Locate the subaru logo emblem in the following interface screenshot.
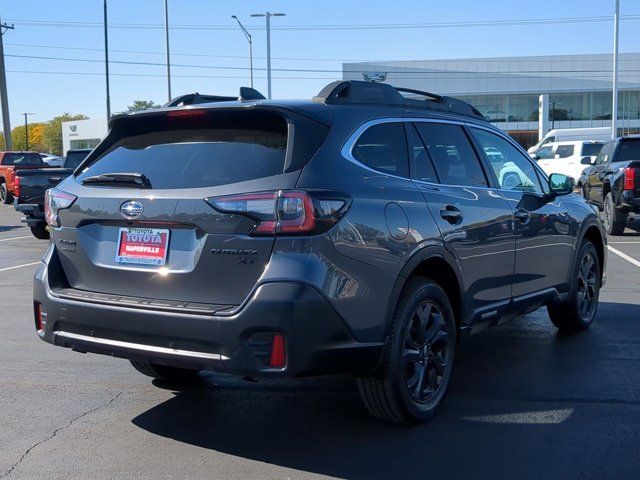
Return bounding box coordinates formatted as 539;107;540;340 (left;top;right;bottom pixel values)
120;201;144;219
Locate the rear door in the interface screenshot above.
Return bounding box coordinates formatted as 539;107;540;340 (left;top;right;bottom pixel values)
587;142;616;205
410;121;515;318
469;127;575;297
53;107;328;307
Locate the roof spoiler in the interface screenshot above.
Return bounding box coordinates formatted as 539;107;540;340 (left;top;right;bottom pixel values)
163;87;266;107
313;80;485;120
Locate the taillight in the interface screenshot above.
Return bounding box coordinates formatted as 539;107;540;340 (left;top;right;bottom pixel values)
269;333;286;368
14;176;20;198
205;190;348;236
34;302;47;337
44;188;76;227
624;167;636;191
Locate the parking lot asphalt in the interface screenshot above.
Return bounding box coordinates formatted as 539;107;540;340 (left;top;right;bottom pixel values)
0;205;639;480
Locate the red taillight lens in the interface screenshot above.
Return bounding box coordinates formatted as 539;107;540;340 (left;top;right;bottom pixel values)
44;188;76;227
206;190;347;236
624;167;636;191
14;176;20;198
269;333;286;368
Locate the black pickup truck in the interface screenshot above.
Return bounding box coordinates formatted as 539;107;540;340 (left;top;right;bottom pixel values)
14;148;92;239
580;136;640;235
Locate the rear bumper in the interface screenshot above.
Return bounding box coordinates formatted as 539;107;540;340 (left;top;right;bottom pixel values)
14;200;45;226
33;250;383;378
617;191;640;212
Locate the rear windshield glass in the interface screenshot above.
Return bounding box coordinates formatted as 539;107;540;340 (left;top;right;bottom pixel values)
2;153;45;166
64;151;90;170
76;115;288;189
582;143;603;156
615;140;640;162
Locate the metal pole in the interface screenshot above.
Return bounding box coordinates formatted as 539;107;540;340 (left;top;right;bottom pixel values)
266;12;271;99
103;0;111;120
232;16;253;88
0;19;14;150
612;0;620;139
164;0;171;101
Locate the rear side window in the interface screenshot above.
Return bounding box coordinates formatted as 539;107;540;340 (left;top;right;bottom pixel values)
77;113;288;189
407;123;438;183
615;141;640;162
414;123;487;187
352;122;409;177
556;145;575;158
2;153;44;166
582;143;603;156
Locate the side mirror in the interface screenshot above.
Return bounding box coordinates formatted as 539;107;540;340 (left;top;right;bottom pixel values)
580;156;594;165
549;173;574;196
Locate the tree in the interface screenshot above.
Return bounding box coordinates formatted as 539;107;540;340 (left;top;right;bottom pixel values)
120;100;161;114
42;113;88;155
11;122;46;152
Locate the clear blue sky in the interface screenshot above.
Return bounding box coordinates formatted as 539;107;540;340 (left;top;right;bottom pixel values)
2;0;640;128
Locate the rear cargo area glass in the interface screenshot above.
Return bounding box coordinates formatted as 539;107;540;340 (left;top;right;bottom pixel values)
76;112;288;189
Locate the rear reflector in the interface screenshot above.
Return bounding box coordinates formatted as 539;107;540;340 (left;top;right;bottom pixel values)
34;302;47;337
14;176;20;198
624;167;636;191
269;333;286;368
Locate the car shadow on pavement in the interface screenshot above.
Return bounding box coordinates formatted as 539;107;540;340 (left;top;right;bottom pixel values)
132;302;640;479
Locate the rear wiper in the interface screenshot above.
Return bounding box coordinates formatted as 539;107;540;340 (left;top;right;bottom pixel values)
81;172;152;189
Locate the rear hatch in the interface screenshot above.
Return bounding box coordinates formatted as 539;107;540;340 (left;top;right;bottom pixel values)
52;105;329;307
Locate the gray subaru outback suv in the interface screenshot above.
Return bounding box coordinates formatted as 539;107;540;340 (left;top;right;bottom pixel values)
34;81;606;423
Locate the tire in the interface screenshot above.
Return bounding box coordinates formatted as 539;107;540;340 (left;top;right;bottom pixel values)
357;278;457;424
0;182;11;204
29;223;50;240
130;360;200;383
547;239;601;332
603;192;627;236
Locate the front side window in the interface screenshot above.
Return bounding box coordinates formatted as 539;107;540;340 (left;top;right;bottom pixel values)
594;142;613;165
414;123;487;187
470;128;542;194
556;145;575;158
352;122;409;177
536;146;554;159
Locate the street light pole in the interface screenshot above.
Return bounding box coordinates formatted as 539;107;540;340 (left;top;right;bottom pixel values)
0;19;14;149
164;0;171;101
231;15;253;88
22;113;34;150
612;0;620;139
103;0;111;120
250;12;286;99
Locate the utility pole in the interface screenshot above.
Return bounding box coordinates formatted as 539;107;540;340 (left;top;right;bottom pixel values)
231;15;253;88
103;0;111;120
22;113;34;150
612;0;620;139
251;12;286;99
0;19;14;150
164;0;171;101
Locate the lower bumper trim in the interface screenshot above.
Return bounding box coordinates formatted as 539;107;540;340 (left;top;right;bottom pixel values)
53;330;230;361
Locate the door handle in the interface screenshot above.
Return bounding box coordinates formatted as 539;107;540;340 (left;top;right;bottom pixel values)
514;209;530;223
440;205;463;224
48;176;62;183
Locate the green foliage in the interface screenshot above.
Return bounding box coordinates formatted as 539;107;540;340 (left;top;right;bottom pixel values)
42;113;88;155
120;100;161;114
11;122;46;151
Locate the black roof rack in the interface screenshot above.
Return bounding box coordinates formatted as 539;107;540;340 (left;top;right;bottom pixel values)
313;80;486;120
163;87;266;107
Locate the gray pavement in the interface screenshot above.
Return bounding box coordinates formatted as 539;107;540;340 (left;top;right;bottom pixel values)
0;204;639;480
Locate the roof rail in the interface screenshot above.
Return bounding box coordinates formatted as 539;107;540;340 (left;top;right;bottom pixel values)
313;80;485;120
163;87;266;107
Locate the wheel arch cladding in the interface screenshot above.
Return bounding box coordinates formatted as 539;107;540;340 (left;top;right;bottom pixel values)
583;225;605;280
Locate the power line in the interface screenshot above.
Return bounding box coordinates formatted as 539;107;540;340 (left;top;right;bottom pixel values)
5;14;640;31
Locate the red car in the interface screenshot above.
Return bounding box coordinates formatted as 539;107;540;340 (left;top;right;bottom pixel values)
0;151;51;204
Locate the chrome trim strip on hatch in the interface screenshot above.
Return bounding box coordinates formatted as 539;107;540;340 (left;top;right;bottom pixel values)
53;331;230;361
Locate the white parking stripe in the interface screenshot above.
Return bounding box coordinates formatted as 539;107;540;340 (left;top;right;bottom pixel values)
608;241;640;245
0;262;40;272
0;235;34;242
607;245;640;268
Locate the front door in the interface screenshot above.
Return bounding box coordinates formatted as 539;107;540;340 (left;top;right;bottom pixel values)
587;141;616;206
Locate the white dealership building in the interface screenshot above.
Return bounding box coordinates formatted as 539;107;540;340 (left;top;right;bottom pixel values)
343;53;640;147
61;117;108;155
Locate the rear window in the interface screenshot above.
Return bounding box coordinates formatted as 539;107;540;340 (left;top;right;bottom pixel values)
64;151;90;170
582;143;603;156
2;153;45;166
615;140;640;162
76;113;289;189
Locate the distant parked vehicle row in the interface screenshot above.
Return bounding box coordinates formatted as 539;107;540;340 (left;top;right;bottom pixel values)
13;148;92;239
532;141;604;185
528;127;612;155
0;151;52;205
579;136;640;235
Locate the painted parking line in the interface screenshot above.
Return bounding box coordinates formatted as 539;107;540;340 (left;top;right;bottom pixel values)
608;245;640;269
0;262;40;273
0;235;34;242
608;241;640;245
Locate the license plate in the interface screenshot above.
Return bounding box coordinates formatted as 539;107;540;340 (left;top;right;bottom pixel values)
115;227;170;266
